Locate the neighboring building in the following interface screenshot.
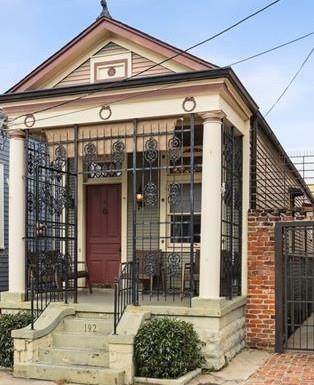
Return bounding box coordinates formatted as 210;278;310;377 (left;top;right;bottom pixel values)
0;128;9;292
0;2;313;385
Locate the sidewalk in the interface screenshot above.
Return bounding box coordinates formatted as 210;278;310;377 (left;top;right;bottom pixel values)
190;349;271;385
245;353;314;385
2;350;314;385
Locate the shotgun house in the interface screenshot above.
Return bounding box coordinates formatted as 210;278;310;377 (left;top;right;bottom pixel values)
0;2;313;385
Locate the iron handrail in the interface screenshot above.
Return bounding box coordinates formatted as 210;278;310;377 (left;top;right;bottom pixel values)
113;261;133;335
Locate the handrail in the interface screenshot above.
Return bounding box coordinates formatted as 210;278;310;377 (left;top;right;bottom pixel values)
113;261;133;335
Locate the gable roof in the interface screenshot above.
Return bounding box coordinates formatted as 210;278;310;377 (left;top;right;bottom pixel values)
7;15;217;94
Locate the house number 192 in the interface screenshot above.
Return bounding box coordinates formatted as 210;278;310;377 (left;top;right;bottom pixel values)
84;323;97;333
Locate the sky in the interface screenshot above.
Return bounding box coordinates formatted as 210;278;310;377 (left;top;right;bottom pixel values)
0;0;313;152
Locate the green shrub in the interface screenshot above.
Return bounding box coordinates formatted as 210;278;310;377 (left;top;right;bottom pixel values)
0;312;33;368
135;318;205;379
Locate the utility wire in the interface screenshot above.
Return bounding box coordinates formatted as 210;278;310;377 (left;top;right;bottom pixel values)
225;31;314;67
128;0;283;78
265;47;314;117
8;31;313;129
8;0;282;124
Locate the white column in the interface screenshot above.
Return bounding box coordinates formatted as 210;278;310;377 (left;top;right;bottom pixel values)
8;130;26;295
199;111;225;299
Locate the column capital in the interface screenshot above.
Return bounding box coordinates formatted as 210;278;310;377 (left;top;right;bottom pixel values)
8;129;25;140
199;110;226;124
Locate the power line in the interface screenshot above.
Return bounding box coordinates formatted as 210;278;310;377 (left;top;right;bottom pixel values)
265;47;314;117
7;81;182;129
8;31;313;129
225;31;314;67
129;0;283;78
8;0;282;124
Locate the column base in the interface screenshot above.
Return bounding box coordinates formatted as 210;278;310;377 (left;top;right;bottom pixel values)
1;292;25;303
191;296;247;370
0;292;29;314
192;296;246;316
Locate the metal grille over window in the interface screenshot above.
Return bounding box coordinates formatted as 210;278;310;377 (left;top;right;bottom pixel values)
221;125;243;299
131;115;202;305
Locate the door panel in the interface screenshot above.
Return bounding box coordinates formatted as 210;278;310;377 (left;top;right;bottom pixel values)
86;184;121;286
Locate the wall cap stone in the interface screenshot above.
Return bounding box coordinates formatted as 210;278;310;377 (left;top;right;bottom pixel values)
135;368;201;385
12;304;75;340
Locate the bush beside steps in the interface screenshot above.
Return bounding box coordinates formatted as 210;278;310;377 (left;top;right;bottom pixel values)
135;318;205;380
0;312;33;368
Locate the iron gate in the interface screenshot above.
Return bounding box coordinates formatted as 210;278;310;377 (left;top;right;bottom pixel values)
276;221;314;352
25;132;78;326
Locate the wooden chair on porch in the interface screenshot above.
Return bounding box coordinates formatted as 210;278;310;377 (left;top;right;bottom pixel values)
136;250;164;294
68;261;93;294
27;251;92;294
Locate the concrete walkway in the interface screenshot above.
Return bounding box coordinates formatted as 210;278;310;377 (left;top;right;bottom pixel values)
190;349;271;385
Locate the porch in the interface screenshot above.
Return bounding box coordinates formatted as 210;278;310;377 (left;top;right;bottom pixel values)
3;110;248;331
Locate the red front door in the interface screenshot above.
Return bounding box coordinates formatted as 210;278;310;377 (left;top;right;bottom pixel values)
86;184;121;286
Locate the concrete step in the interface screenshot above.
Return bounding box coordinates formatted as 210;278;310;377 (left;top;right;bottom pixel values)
75;312;114;320
63;316;113;334
14;362;125;385
38;347;109;367
53;331;109;349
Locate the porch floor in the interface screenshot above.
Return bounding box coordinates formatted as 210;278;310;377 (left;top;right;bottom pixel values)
75;288;190;312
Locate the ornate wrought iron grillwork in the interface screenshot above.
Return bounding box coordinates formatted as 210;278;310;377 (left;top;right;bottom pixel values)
132;116;200;304
25;133;78;326
220;125;243;299
25;116;204;329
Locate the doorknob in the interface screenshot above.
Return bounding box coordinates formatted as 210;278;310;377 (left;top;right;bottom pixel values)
103;201;108;215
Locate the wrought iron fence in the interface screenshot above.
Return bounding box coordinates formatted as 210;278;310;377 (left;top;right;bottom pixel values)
221;125;243;299
25;133;78;327
250;124;314;211
289;152;314;187
23;113;245;329
276;222;314;352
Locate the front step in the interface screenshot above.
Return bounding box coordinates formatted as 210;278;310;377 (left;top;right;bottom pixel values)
39;347;109;367
15;363;125;385
63;316;113;334
53;331;110;349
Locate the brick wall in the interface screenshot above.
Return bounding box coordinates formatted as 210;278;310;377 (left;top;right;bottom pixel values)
246;209;313;350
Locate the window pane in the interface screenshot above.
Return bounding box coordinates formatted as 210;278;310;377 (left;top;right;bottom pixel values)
170;215;201;243
170;183;202;213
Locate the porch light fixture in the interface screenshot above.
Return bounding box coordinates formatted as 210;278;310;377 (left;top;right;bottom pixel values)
136;186;144;209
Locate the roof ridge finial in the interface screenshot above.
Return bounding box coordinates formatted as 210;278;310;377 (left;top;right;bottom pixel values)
98;0;112;19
